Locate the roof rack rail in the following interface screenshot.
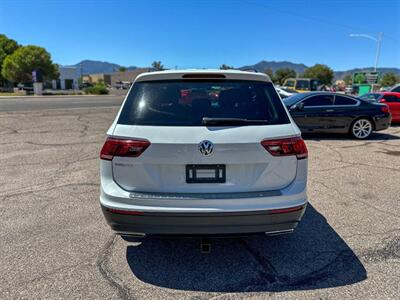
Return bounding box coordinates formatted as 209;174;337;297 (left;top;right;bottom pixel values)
240;68;259;73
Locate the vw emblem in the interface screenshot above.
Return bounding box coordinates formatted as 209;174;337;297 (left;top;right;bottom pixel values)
198;140;214;156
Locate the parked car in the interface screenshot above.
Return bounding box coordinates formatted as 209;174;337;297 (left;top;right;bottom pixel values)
284;92;391;139
17;82;34;92
345;86;354;95
114;81;132;89
100;70;308;238
282;78;321;93
359;92;400;122
275;86;298;98
389;84;400;93
79;82;93;89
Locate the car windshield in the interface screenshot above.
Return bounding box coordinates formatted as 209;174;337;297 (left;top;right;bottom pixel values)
285;80;295;88
359;93;382;102
295;80;310;90
283;93;307;106
118;80;290;126
391;85;400;93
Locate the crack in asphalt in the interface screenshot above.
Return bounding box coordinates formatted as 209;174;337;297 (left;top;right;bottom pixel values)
239;238;361;291
376;149;400;157
312;142;400;173
96;235;133;300
314;180;400;219
0;262;93;298
0;155;97;168
25;141;99;147
77;114;91;138
282;250;356;288
6;261;92;289
239;238;279;284
0;124;19;134
360;235;400;263
342;228;400;239
0;182;99;202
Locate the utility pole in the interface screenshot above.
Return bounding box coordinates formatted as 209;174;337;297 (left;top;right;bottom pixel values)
349;32;383;72
374;32;383;72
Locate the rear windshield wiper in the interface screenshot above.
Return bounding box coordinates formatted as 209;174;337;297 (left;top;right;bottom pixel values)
202;117;269;125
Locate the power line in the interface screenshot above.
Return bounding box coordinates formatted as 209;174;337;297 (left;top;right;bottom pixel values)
243;0;398;42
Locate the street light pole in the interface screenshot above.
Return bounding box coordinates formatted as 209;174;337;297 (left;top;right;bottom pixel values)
374;32;383;72
349;32;383;72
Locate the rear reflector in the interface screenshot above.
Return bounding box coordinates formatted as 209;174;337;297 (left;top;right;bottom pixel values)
268;205;304;214
100;137;150;160
106;208;144;215
261;137;308;159
182;73;226;79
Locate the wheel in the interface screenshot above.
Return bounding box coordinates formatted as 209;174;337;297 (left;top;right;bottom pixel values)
351;118;373;139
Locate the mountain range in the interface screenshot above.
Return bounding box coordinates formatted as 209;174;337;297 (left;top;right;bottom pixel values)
239;60;308;74
68;60;138;75
240;60;400;80
68;59;400;80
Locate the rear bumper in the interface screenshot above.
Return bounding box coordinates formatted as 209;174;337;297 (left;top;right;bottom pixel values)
101;204;306;236
99;158;308;236
374;114;391;131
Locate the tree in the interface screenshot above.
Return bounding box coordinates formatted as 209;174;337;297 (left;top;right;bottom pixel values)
343;75;352;86
0;48;6;71
380;72;400;87
302;64;334;85
219;64;234;70
354;73;366;84
0;47;6;85
274;68;296;85
1;45;59;83
118;66;127;72
151;61;164;71
264;68;274;82
0;34;19;55
0;34;19;83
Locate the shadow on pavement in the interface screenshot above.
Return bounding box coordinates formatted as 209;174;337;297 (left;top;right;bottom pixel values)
125;205;367;292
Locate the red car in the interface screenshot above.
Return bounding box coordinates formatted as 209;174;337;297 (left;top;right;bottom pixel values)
360;92;400;122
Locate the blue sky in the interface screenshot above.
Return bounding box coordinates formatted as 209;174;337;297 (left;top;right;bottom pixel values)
1;0;399;70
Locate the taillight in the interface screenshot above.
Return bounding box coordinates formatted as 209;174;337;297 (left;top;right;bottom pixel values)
381;106;389;113
261;137;308;160
100;137;150;160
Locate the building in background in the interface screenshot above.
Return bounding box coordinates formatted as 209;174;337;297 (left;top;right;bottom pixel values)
82;68;149;88
52;66;81;90
110;68;149;88
82;73;111;85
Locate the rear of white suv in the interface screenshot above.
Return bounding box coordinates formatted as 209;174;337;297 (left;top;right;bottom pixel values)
100;70;308;237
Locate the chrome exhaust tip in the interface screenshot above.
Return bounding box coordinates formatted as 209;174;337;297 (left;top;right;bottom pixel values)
119;233;146;242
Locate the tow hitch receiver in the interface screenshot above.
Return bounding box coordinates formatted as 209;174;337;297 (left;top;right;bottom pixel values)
200;238;211;253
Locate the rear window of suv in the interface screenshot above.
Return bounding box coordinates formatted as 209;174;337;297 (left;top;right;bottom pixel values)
118;80;290;126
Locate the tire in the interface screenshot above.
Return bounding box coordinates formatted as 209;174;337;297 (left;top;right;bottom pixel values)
350;118;373;139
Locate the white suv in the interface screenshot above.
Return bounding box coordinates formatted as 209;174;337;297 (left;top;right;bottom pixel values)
100;70;308;237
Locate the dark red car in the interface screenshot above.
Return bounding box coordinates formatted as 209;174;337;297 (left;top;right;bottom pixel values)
360;92;400;122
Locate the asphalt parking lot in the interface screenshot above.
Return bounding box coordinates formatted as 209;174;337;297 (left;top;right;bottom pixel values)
0;96;399;299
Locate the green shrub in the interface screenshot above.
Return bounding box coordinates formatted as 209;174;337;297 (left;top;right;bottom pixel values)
84;83;109;95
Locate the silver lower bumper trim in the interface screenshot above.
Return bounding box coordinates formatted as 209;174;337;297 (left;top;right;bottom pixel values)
129;189;282;200
265;229;294;236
